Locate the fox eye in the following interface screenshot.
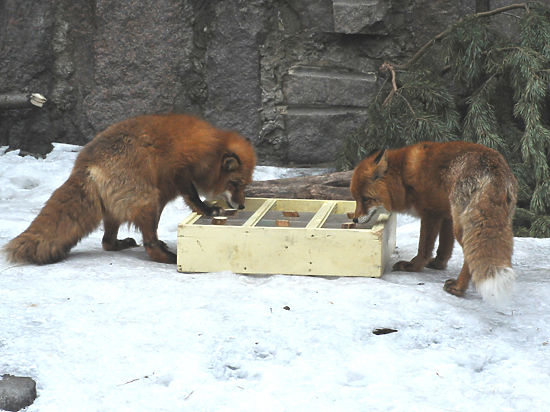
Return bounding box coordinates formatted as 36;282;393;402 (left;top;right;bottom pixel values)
362;196;375;203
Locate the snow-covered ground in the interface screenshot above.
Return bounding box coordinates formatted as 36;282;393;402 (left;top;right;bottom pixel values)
1;143;549;412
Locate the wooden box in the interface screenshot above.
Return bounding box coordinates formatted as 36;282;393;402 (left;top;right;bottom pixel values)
177;198;396;277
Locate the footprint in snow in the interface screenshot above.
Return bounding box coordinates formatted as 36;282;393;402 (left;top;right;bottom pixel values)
10;176;40;190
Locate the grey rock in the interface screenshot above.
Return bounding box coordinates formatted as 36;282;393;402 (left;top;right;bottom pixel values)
0;0;480;165
283;65;377;107
333;0;391;34
0;374;37;412
285;109;366;164
203;0;267;140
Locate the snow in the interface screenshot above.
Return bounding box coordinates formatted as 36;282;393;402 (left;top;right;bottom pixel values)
1;143;550;411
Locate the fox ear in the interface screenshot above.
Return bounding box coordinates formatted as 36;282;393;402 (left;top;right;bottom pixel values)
373;149;386;164
222;153;241;172
372;149;387;181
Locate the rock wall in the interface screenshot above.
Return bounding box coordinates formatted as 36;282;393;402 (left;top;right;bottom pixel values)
0;0;477;165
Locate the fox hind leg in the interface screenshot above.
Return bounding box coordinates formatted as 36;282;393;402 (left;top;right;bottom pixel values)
444;261;471;297
443;219;470;297
102;213;137;251
132;204;176;264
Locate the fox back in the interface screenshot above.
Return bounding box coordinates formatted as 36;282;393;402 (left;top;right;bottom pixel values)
78;114;256;213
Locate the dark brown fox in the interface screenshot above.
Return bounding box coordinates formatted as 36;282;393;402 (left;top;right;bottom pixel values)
350;141;517;303
4;114;256;264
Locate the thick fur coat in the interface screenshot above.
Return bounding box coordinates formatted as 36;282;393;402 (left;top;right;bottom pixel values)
350;141;517;303
5;114;256;264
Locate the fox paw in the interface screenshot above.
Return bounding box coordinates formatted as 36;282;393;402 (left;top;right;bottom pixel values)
103;237;138;251
392;260;422;272
144;240;177;264
120;237;138;248
443;279;465;297
426;258;447;270
202;204;224;217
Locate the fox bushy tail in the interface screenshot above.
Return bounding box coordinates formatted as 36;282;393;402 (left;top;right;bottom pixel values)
4;171;102;264
459;177;516;304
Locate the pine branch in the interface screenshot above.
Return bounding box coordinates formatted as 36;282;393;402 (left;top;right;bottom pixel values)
397;3;530;70
379;4;532;109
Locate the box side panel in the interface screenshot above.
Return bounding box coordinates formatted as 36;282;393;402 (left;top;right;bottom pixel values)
381;213;397;273
332;200;356;215
270;198;326;213
178;225;384;277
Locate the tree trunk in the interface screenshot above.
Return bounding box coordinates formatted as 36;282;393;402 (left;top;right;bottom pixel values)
246;170;353;200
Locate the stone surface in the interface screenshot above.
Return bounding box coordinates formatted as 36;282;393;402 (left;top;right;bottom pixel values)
332;0;391;34
203;1;267;141
285;109;367;164
1;0;479;165
283;65;377;107
0;374;37;411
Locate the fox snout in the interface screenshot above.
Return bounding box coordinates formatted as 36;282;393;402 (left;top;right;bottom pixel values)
352;209;377;225
222;190;245;210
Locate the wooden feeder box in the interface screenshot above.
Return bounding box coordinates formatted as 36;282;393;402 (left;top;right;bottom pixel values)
177;197;396;277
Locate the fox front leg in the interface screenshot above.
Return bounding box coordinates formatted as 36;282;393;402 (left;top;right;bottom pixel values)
426;218;454;270
180;181;223;216
393;215;442;272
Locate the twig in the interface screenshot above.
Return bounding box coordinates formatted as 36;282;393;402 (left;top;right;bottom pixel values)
398;93;416;116
379;3;530;106
398;3;529;70
117;373;154;386
0;264;23;273
381;62;398;106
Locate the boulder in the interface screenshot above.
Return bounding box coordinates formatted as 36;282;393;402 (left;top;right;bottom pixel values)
0;374;37;412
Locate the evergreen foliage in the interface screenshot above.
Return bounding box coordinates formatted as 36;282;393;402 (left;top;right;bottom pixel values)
338;2;550;237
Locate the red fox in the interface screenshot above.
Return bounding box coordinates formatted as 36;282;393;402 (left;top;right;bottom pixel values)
4;114;256;264
350;141;517;303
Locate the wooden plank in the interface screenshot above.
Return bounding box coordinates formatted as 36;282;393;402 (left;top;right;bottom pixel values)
178;224;384;277
178;212;202;226
305;200;336;229
242;198;276;227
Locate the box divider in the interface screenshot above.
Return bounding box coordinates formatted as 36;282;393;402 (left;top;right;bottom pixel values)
242;198;277;227
306;200;337;229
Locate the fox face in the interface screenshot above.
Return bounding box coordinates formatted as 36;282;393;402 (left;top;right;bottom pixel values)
350;149;390;223
206;152;255;210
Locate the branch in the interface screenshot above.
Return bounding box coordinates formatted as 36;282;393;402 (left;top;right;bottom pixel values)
117;374;154;386
378;3;530;109
381;62;398;106
397;3;529;70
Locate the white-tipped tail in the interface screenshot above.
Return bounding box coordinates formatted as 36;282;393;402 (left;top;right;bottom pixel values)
475;267;516;305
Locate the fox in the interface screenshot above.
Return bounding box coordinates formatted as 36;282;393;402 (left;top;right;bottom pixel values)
350;141;518;303
4;114;256;264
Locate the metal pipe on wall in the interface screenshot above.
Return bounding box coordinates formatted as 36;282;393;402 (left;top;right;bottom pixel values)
0;93;47;109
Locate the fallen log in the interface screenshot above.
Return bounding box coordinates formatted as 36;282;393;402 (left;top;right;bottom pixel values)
246;170;353;200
